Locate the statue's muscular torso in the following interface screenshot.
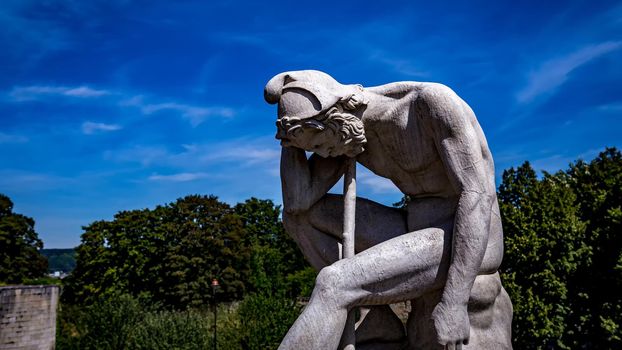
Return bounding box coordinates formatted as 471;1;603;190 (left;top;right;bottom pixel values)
356;82;503;273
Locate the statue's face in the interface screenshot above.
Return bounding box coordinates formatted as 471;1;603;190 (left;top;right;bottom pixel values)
276;104;366;158
276;118;343;158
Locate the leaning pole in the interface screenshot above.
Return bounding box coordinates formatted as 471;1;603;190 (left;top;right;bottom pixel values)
341;157;357;350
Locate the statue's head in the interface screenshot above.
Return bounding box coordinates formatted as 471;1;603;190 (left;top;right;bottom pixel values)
264;70;367;158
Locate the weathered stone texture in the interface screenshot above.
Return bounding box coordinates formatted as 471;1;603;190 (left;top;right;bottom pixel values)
266;70;513;349
0;285;59;350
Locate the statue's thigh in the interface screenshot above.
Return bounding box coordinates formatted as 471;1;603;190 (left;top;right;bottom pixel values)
329;227;451;305
282;194;407;270
309;193;408;251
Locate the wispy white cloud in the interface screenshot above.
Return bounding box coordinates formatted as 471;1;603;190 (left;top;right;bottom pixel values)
9;85;110;101
148;172;210;182
367;50;430;78
0;132;28;143
528;148;603;174
64;86;110;97
516;41;622;104
598;102;622;112
6;84;236;127
81;121;122;135
104;138;281;178
529;154;572;174
120;95;235;126
202;145;280;165
103;145;170;166
0;4;72;66
0;170;73;191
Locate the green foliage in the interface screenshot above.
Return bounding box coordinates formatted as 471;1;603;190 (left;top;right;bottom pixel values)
128;309;212;350
498;148;622;349
64;195;314;311
284;266;316;298
237;293;303;349
565;148;622;348
57;294;147;350
235;198;314;298
57;196;313;349
0;193;48;283
499;163;588;349
56;303;82;350
57;293;301;350
22;276;61;285
41;248;76;273
63;195;251;308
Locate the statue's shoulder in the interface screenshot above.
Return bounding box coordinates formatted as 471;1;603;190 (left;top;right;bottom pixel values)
418;82;461;102
366;81;423;99
366;81;458;101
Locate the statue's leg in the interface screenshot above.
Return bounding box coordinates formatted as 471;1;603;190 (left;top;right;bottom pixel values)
406;272;513;350
463;272;513;350
278;226;453;350
407;290;444;350
282;193;407;269
354;306;407;350
282;194;408;347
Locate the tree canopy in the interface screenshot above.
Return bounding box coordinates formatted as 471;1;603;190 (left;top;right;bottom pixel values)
64;195;313;308
0;194;48;284
565;148;622;347
64;195;250;307
499;147;622;349
234;198;312;297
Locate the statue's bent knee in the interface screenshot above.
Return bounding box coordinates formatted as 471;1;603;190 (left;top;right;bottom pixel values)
314;265;347;306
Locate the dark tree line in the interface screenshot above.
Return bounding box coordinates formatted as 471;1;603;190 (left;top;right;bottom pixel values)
41;249;76;273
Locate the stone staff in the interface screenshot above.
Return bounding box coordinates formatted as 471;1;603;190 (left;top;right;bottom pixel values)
340;157;356;350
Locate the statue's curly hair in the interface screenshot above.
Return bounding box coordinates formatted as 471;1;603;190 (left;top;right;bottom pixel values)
278;94;367;157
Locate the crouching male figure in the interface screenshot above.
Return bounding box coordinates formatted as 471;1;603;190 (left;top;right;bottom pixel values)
265;70;513;350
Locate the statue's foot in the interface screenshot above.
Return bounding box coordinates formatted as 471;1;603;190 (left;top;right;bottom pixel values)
354;305;407;348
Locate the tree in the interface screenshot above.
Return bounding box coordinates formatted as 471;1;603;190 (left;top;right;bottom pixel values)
0;194;47;283
498;148;622;349
64;195;251;308
234;198;313;297
498;163;589;349
565;148;622;347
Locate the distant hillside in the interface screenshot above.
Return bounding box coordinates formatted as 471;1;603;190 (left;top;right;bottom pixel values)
40;248;76;273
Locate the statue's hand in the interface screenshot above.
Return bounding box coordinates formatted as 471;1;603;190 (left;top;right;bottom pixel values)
431;301;470;349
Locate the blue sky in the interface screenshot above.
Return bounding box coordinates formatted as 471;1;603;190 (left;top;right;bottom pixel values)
1;0;620;248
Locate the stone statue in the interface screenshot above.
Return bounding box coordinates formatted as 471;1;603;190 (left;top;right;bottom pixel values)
264;70;513;350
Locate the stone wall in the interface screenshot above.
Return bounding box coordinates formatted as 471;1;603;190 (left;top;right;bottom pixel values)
0;285;59;350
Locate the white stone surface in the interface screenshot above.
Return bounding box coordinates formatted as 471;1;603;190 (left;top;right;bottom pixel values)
265;70;513;350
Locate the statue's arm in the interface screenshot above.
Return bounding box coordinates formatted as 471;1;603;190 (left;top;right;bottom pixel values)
280;147;346;214
422;85;495;344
